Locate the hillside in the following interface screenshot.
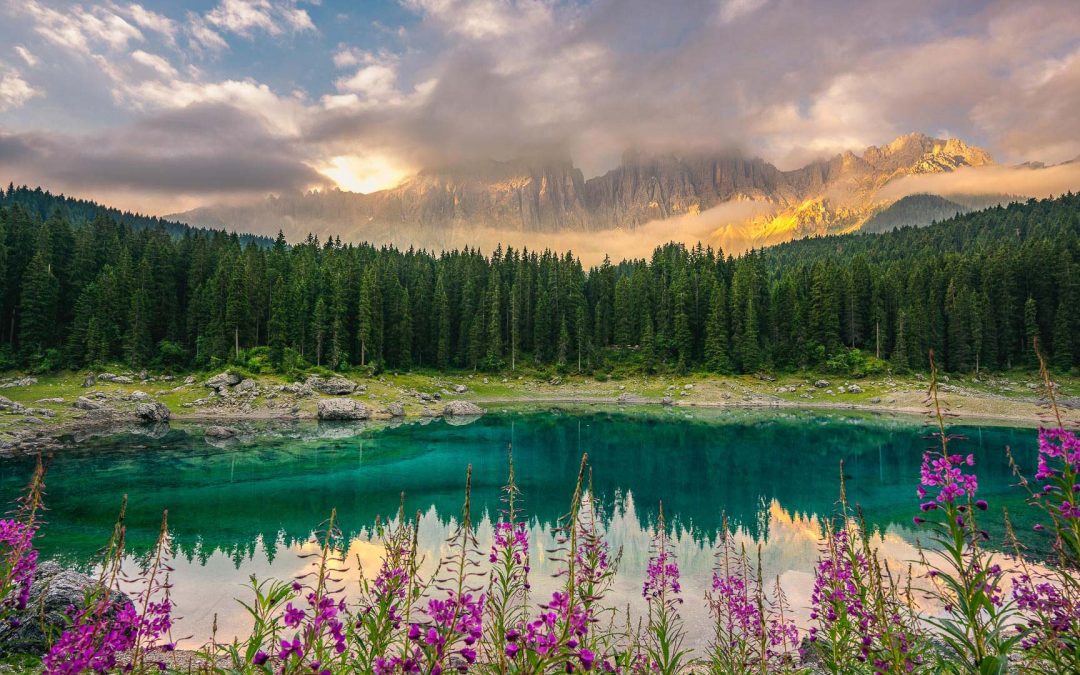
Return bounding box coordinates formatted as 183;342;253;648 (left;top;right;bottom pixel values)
0;184;273;247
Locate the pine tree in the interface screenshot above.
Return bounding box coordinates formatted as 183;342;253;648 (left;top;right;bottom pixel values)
18;238;58;358
125;258;154;367
704;285;732;373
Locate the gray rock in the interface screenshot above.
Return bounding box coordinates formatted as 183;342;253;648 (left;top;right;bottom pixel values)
205;372;241;389
869;397;882;404
306;375;357;395
847;384;864;394
420;407;438;418
234;379;258;393
661;395;674;406
183;375;196;385
443;400;484;416
417;392;434;402
814;380;830;388
73;396;104;411
110;375;134;384
129;390;152;401
452;384;468;394
82;373;96;387
0;561;129;654
0;377;37;389
35;398;64;404
204;426;238;439
135;401;170;423
384;402;405;417
317;398;370;420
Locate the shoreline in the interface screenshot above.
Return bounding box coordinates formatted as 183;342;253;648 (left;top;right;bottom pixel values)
0;370;1073;453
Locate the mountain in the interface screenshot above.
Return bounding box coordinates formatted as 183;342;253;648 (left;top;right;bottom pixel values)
169;133;995;251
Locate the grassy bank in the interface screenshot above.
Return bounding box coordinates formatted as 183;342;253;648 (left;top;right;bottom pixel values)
0;366;1075;452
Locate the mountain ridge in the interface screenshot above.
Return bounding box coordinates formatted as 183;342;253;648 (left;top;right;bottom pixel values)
169;133;996;249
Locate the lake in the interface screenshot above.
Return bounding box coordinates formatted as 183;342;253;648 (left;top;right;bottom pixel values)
0;407;1044;650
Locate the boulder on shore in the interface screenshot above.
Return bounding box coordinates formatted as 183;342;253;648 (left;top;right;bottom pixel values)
135;401;171;423
443;400;484;416
73;396;104;411
383;402;405;417
306;375;357;395
205;372;241;389
0;561;129;654
317;398;370;420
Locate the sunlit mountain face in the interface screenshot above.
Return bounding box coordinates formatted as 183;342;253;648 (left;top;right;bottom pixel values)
2;0;1079;255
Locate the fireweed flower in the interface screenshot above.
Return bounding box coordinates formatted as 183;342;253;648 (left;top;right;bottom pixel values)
0;519;38;613
919;451;978;504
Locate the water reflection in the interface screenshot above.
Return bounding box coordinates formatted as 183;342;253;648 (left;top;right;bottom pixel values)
0;408;1045;647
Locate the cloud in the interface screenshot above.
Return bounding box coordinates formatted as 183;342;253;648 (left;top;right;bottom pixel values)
205;0;315;38
3;0;1080;222
0;103;329;212
20;0;144;53
0;69;43;112
13;45;38;67
880;162;1080;203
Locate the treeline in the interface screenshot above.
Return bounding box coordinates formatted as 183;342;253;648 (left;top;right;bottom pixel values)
0;186;1077;375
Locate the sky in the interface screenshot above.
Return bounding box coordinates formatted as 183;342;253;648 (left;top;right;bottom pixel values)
1;0;1079;215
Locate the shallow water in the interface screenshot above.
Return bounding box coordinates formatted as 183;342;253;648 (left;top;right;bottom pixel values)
0;407;1044;649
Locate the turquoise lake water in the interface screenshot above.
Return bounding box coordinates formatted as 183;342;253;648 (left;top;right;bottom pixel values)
0;407;1044;648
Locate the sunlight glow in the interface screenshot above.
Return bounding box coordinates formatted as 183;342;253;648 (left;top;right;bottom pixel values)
317;154;411;194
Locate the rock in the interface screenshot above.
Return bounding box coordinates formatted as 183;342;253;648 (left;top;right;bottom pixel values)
107;375;134;384
135;401;170;422
205;372;241;389
317;398;370;420
452;384;468;394
35;398;64;404
138;370;148;381
129;390;152;401
82;373;96;387
0;561;129;654
755;372;777;382
26;408;54;418
661;395;674;406
73;396;104;411
683;384;693;390
443;400;484;416
234;379;258;393
814;380;830;388
417;392;434;402
869;397;882;404
847;384;863;394
0;377;37;389
420;407;438;418
204;426;238;439
616;393;631;404
383;402;405;417
183;375;196;385
306;375;357;395
838;386;847;394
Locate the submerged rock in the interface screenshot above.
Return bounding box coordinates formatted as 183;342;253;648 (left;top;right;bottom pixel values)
204;425;238;439
0;561;129;654
135;401;171;423
443;400;484;416
317;398;370;420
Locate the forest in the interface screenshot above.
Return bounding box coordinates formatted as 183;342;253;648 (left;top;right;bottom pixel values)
0;183;1077;376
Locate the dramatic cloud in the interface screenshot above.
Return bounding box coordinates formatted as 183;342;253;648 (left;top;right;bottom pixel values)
1;0;1079;216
